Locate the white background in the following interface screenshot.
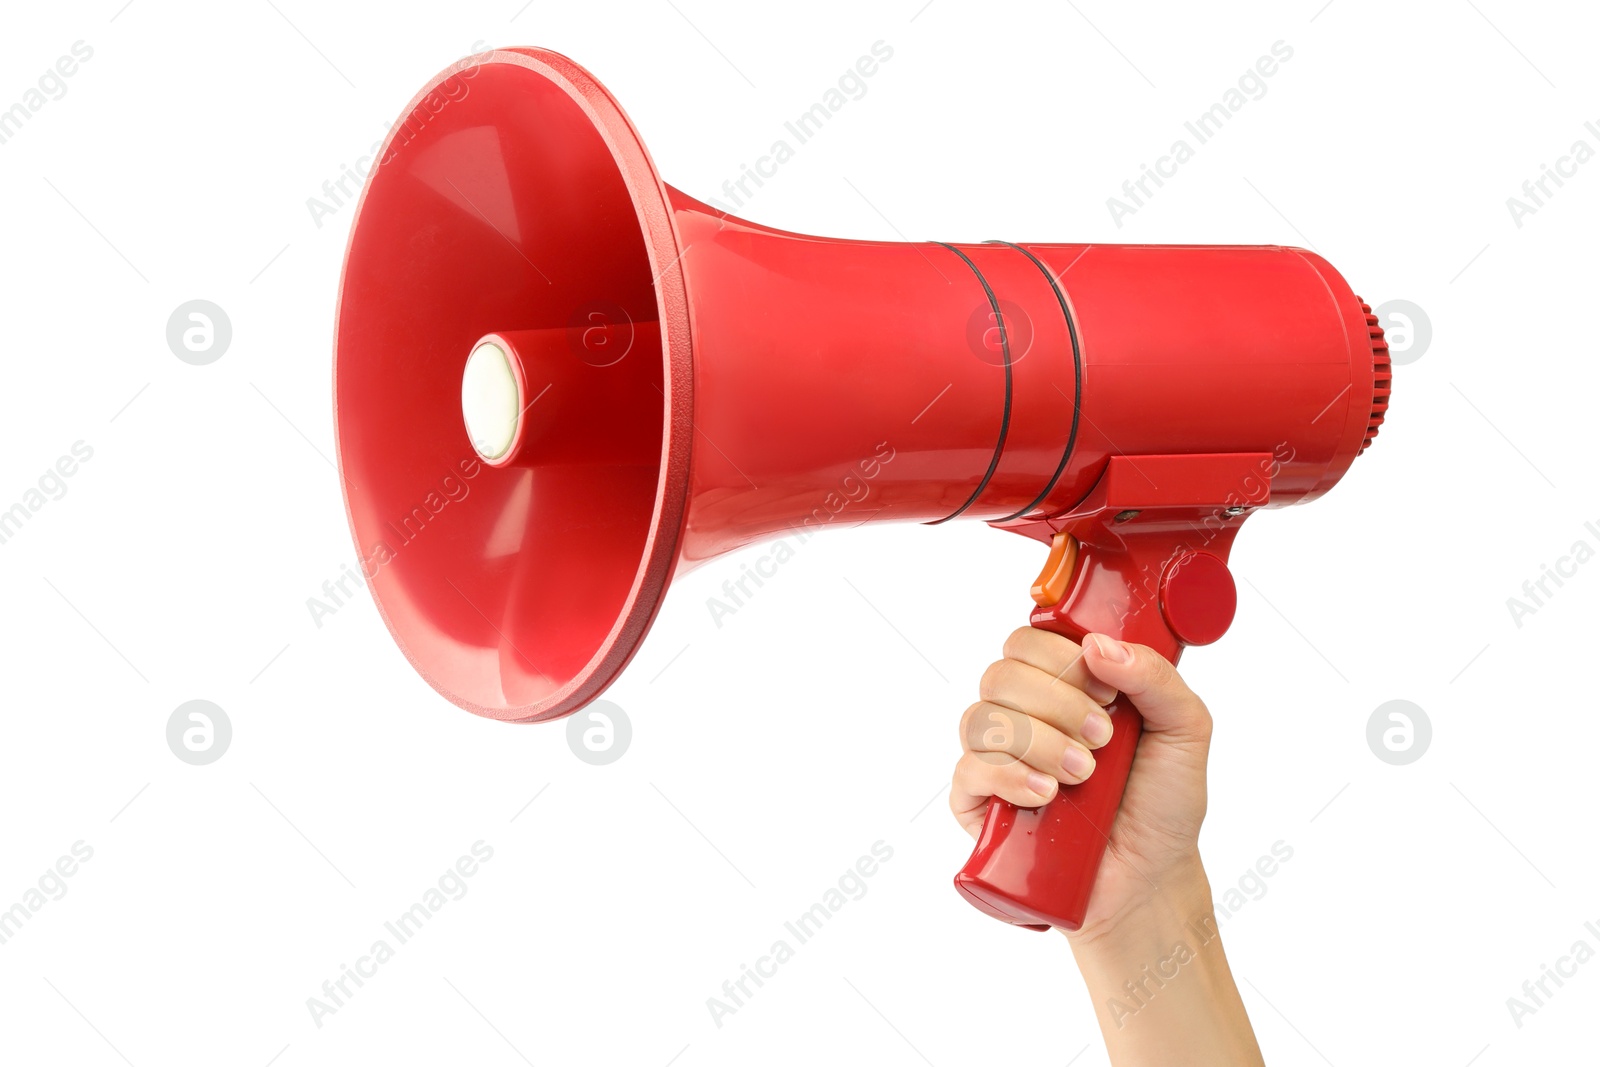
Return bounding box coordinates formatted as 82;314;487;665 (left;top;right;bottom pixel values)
2;1;1596;1064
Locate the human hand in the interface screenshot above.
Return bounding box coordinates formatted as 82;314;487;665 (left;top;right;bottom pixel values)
950;627;1213;937
950;627;1261;1063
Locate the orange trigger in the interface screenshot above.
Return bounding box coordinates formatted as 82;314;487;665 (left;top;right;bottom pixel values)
1030;532;1078;607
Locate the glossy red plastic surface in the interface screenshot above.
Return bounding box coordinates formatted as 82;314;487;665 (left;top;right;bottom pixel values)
1160;551;1237;647
334;48;1388;929
957;456;1260;930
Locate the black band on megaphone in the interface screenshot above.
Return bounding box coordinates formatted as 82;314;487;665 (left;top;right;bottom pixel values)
929;241;1013;525
992;240;1083;523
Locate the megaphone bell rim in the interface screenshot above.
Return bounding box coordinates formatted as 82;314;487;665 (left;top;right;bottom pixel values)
333;47;696;723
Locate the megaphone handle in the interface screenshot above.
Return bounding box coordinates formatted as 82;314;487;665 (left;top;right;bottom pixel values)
952;624;1154;933
955;532;1221;932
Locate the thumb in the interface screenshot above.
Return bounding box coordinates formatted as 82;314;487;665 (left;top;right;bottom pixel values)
1080;633;1212;740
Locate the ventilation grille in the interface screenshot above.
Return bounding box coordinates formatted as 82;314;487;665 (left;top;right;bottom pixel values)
1358;299;1391;454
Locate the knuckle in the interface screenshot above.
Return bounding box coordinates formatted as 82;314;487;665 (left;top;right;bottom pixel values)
948;792;972;821
976;659;1005;701
977;658;1021;703
1001;627;1034;660
1130;645;1177;689
953;754;1004;803
950;753;980;791
957;701;985;745
965;703;1029;756
1148;658;1178;692
948;782;974;819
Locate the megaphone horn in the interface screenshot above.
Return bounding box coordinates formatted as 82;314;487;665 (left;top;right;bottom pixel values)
335;48;1389;931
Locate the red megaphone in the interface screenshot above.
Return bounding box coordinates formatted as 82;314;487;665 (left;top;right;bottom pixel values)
334;48;1390;931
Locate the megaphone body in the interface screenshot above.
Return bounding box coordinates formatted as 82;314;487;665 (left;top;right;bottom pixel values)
335;49;1390;931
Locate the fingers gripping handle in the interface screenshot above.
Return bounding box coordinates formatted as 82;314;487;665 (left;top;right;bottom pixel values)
954;687;1144;931
953;535;1233;931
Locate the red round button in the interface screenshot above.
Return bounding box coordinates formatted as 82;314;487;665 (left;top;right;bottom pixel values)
1158;551;1236;646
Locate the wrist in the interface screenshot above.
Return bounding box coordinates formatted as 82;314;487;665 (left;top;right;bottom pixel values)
1064;849;1211;953
1063;853;1263;1065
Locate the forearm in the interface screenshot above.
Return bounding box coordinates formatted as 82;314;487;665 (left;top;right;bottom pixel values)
1066;855;1263;1066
